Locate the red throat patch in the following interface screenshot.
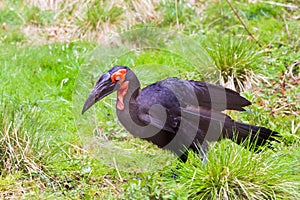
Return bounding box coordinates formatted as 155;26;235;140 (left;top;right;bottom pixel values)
117;81;129;110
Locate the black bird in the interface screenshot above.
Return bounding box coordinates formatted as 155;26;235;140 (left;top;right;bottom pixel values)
82;66;278;162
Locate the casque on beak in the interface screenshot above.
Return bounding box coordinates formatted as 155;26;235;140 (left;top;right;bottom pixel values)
82;72;118;114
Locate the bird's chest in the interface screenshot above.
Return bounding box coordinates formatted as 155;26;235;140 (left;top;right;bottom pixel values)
116;108;150;137
116;108;177;148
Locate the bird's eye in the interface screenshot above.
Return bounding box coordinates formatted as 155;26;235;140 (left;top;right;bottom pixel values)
111;69;127;82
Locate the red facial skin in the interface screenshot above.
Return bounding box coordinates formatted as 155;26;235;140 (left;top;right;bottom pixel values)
111;69;128;110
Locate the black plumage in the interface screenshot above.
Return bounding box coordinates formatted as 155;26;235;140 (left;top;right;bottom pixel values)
82;66;278;162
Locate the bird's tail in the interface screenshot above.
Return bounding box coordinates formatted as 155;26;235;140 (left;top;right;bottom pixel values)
224;120;279;148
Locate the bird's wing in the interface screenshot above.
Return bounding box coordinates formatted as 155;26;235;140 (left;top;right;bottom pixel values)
137;104;231;151
190;80;251;111
135;77;251;145
136;78;243;135
160;78;251;111
181;106;231;138
137;102;231;141
137;104;178;134
180;106;279;146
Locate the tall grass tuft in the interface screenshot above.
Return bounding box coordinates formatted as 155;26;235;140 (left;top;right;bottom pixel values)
0;95;47;176
203;35;263;91
86;0;123;29
173;140;300;199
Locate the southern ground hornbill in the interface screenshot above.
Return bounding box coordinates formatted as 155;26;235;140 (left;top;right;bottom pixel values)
82;66;278;162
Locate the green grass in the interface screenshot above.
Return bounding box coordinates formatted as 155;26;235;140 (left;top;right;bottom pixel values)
86;0;123;29
159;0;196;26
0;0;299;199
171;141;300;199
202;34;263;91
122;141;300;199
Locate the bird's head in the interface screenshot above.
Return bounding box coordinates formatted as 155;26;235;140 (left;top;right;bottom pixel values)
82;66;137;114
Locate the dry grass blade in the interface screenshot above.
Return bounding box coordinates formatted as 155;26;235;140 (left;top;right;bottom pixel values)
225;0;262;48
24;0;64;11
287;60;300;81
0;101;56;193
104;177;121;193
264;1;298;10
1;118;41;175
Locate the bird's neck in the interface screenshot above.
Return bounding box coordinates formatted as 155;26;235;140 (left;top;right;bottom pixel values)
116;79;144;132
116;78;140;112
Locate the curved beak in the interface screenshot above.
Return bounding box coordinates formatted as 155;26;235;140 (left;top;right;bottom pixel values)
82;72;118;114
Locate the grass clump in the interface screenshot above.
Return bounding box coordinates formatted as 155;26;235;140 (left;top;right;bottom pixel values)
0;29;26;44
203;35;262;91
0;96;47;175
173;140;300;199
86;0;123;29
23;6;55;26
0;7;24;26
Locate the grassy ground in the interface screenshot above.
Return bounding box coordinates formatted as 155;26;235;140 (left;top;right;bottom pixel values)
0;0;299;199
